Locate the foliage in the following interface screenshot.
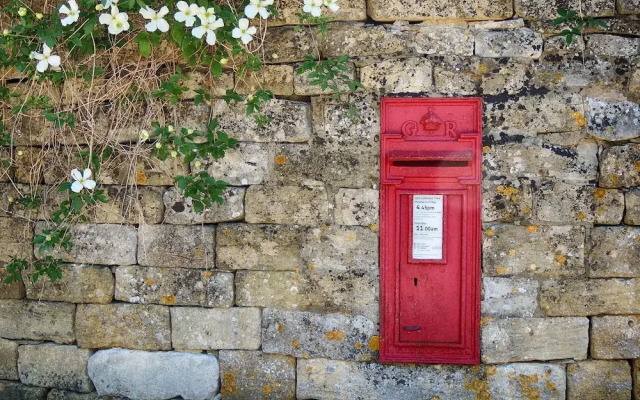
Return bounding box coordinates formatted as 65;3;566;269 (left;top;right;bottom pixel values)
553;8;607;46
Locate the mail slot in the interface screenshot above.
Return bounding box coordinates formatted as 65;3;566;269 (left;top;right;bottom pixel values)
379;98;482;364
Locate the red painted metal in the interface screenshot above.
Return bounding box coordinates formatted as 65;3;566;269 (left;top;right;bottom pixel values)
379;97;482;365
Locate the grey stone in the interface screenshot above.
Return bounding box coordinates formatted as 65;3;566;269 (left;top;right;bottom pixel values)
488;363;567;399
171;307;261;350
219;351;296;399
181;70;233;100
618;0;640;14
301;226;378;273
367;0;513;20
483;224;585;277
24;264;114;304
263;27;314;64
137;224;215;269
47;389;128;399
360;58;432;93
235;271;308;310
470;19;526;29
334;189;379;226
567;360;632;400
89;186;165;225
588;227;640;277
516;0;614;19
0;380;48;400
587;98;640;140
0;300;75;343
18;344;93;392
591;315;640;358
532;57;624;89
475;29;543;58
163;187;245;224
196;142;272;186
88;349;219;400
482;178;533;223
0;268;26;300
634;359;640;400
75;304;171;350
321;25;406;58
115;266;233;307
481;317;589;363
245;185;329;226
599;144;640;188
0;217;32;263
269;0;366;25
400;24;474;56
587;34;640;56
540;279;640;316
0;338;18;380
482;277;539;317
625;188;640;225
236;65;294;96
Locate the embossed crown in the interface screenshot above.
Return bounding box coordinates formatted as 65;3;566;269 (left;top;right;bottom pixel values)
420;108;442;131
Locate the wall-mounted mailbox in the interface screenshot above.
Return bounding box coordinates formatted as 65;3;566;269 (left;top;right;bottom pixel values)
379;98;482;365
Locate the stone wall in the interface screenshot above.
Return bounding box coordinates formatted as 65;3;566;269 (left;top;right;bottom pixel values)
2;0;640;399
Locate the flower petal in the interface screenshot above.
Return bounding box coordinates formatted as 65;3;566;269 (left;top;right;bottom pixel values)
48;55;61;68
176;1;188;11
71;181;84;193
206;30;217;45
231;27;242;39
158;6;169;17
258;8;270;19
59;4;70;14
36;59;49;73
145;20;157;32
247;26;257;35
156;18;170;32
241;33;253;44
71;168;83;180
238;18;249;30
83;168;92;179
192;25;205;39
83;179;96;190
139;6;154;19
99;13;113;24
70;0;78;10
211;18;224;29
244;4;258;18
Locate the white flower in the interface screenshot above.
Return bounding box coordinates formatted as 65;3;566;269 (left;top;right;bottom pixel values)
140;6;169;32
70;168;96;193
139;130;149;141
174;1;199;27
99;6;130;35
245;0;274;19
18;7;27;16
31;44;61;73
197;6;216;22
59;0;80;26
324;0;339;12
98;0;116;10
192;16;224;45
232;18;256;45
303;0;322;16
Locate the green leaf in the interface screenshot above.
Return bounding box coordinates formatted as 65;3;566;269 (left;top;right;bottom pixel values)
58;182;72;192
138;39;151;58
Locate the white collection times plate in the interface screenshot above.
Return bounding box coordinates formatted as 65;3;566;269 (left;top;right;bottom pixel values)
412;195;444;260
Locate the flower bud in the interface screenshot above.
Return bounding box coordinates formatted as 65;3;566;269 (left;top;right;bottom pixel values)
18;7;27;16
7;196;13;203
36;13;43;19
167;125;174;133
247;94;254;101
171;150;178;158
139;130;149;141
17;150;23;156
194;160;201;168
2;29;9;36
96;4;103;10
45;235;52;241
219;58;228;65
187;129;193;134
155;142;162;149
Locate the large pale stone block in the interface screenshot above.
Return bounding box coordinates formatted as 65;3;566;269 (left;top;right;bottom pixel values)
0;380;48;400
321;25;406;58
634;359;640;400
0;338;18;380
587;34;640;57
181;70;234;99
88;349;219;400
0;268;26;300
24;264;114;304
235;271;307;310
269;0;366;25
588;227;640;277
334;188;379;226
219;351;296;399
18;344;93;392
586;98;640;140
567;360;632;400
171;307;261;350
196;142;272;186
0;300;75;343
476;29;543;58
236;65;294;96
599;144;640;188
47;389;129;399
367;0;513;20
301;226;378;273
360;58;432;93
0;217;32;263
625;188;640;225
263;27;314;64
137;224;215;269
482;178;533;223
535;182;623;224
516;0;614;19
488;363;567;400
482;277;539;317
619;0;640;14
541;279;640;316
399;24;474;56
245;185;329;226
591;315;640;359
75;304;171;350
163;187;245;224
481;317;589;363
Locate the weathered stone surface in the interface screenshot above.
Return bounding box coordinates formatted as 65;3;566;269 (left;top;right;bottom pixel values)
47;389;128;399
0;268;26;300
245;185;329;226
0;338;18;380
76;304;171;350
591;315;640;358
0;218;32;263
481;317;589;363
18;344;93;392
138;224;214;269
587;34;640;56
532;56;626;90
516;0;614;19
488;363;567;399
625;188;640;225
24;264;114;304
269;0;366;25
367;0;513;20
482;178;533;222
34;223;137;266
14;146;45;185
88;349;219;400
219;351;296;399
541;279;640;316
171;307;261;350
212;98;311;142
163;187;245;224
216;223;303;271
586;98;640;140
634;359;640;400
482;277;539;317
115;266;233;307
334;188;379;226
619;0;640;14
470;19;526;29
236;65;294;96
294;62;356;96
567;360;631;400
89;186;164;224
235;271;307;310
262;309;378;361
0;380;48;400
0;300;75;343
181;70;234;99
483;224;585;277
588;227;640;277
196;142;272;186
599;144;640;187
476;29;543;59
535;182;624;224
301;226;378;273
399;24;474;56
360;58;432;93
321;25;406;58
263;27;314;64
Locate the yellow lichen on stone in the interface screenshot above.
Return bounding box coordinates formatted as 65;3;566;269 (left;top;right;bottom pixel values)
145;278;154;286
201;271;213;278
554;254;567;266
477;64;488;73
367;335;380;350
262;385;272;395
496;266;509;275
594;188;606;199
485;229;494;237
576;212;586;220
221;373;237;395
526;225;538;233
291;339;300;348
135;171;147;185
326;331;345;341
369;223;378;232
277;323;285;332
482;145;491;153
160;293;176;305
487;366;497;377
571;111;587;127
481;316;492;326
355;342;363;349
275;154;287;165
508;249;516;256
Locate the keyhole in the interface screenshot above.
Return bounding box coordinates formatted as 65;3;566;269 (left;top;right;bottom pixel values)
414;277;418;286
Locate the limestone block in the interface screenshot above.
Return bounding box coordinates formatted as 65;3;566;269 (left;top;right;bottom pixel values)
294;62;356;96
433;58;481;95
0;338;18;380
245;185;329;226
482;277;539;317
219;351;295;399
541;279;640;316
262;309;378;361
34;223;137;266
171;102;210;132
531;57;623;89
619;0;640;14
269;0;366;24
586;98;640;140
600;144;640;188
24;264;114;304
587;34;640;56
263;27;314;64
163;187;245;224
0;218;32;263
399;24;474;56
591;315;640;358
310;142;380;188
470;19;526;29
625;188;640;225
137;224;214;269
567;360;631;400
301;226;378;273
321;25;406;58
481;317;589;363
216;223;304;271
180;70;234;99
115;266;233;307
0;300;75;343
634;359;640;400
0;380;48;400
629;68;640;94
270;144;315;185
360;58;432;93
0;269;25;300
13;146;45;184
516;0;614;19
535;182;623;224
588;227;640;277
75;304;171;350
87;186;164;224
235;271;308;310
334;188;379;226
482;178;533;222
475;29;543;59
488;363;567;399
171;307;261;350
195;142;272;186
483;224;585;277
18;344;93;392
236;65;294;96
47;389;128;399
367;0;513;20
88;349;219;400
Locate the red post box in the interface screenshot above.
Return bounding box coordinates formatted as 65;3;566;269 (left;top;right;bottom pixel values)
379;97;482;364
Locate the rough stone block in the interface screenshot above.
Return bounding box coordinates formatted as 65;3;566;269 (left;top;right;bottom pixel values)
0;338;18;380
14;146;45;185
163;187;245;224
619;0;640;14
171;307;261;350
587;34;640;56
481;317;589;363
531;57;623;89
334;188;379;226
488;363;567;399
541;279;640;316
262;309;378;361
18;344;93;392
476;29;543;58
634;359;640;400
482;178;533;222
88;349;219;400
588;227;640;277
360;58;432;93
567;360;632;400
236;65;294;96
399;24;474;56
115;266;233;307
0;300;75;343
0;380;48;400
75;304;171;350
483;224;585;277
46;389;128;399
270;144;315;185
592;315;640;358
301;226;378;273
24;264;114;304
586;98;640;140
294;62;356;96
219;351;296;399
321;25;406;58
137;224;214;269
263;27;314;64
195;142;272;186
0;217;32;263
599;144;640;188
516;0;614;19
625;188;640;225
85;186;164;225
367;0;513;20
0;268;26;300
181;70;234;99
269;0;366;24
34;223;137;266
245;185;329;226
235;271;308;310
535;182;624;224
482;277;539;317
